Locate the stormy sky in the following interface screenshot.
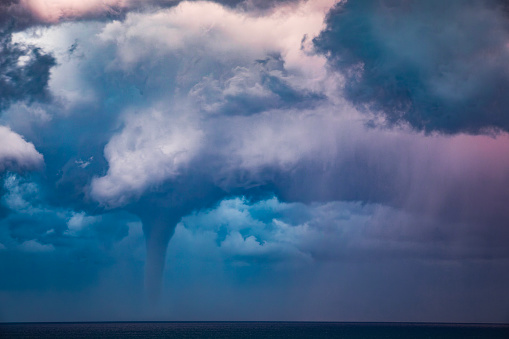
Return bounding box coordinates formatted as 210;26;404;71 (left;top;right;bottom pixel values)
1;0;509;323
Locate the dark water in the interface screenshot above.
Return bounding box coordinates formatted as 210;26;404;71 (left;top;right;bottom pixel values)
1;322;508;338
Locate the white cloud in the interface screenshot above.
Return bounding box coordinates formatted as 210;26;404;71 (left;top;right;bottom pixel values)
98;0;336;91
66;212;100;236
174;187;509;265
20;0;131;23
13;1;340;208
176;196;373;264
1;173;39;213
213;106;344;174
0;126;43;173
90;107;203;207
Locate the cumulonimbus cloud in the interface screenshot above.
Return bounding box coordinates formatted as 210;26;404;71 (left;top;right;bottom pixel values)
22;0;509;253
2;0;509;322
86;0;336;207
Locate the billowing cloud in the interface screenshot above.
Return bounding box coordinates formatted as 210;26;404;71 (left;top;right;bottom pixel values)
96;0;332;74
177;165;509;264
0;125;43;172
91;108;204;207
315;0;509;133
161;195;509;322
84;0;337;206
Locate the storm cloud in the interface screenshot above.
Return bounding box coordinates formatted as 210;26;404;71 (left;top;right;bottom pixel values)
315;0;509;134
0;0;508;323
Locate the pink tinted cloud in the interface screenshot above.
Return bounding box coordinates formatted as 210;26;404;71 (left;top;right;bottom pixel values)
20;0;131;23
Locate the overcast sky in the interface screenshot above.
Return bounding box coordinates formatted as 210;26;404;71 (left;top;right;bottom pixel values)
1;0;509;323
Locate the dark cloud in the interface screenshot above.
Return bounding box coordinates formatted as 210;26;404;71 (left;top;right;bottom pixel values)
315;0;509;134
0;29;56;113
0;1;30;31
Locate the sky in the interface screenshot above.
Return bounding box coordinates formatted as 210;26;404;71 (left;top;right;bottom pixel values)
1;0;509;323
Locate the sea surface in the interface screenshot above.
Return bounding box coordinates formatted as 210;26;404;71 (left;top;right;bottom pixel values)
1;321;508;338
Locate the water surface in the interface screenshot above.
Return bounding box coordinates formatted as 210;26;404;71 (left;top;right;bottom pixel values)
1;321;508;338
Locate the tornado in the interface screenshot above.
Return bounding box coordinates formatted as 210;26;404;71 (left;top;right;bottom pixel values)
139;210;181;303
130;179;225;304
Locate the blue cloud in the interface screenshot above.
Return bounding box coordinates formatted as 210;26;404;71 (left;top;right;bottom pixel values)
0;173;144;292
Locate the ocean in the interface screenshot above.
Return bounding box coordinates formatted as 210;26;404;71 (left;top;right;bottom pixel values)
1;322;508;338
